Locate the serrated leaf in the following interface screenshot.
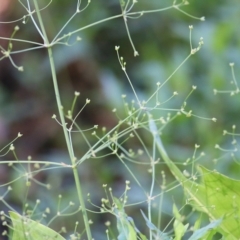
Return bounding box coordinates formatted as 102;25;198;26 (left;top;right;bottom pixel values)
10;211;66;240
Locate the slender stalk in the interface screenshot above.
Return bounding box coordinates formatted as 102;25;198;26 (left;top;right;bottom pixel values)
32;0;92;239
148;136;156;240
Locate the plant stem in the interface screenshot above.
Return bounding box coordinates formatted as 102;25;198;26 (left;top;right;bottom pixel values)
32;0;92;239
148;135;156;240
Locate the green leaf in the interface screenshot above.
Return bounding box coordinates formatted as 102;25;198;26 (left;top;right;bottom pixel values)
112;198;137;240
115;213;137;240
140;210;171;240
188;219;222;240
192;166;240;239
10;211;66;240
112;198;146;240
199;228;218;240
127;216;147;240
172;204;189;240
193;214;203;231
113;197;124;211
148;114;240;239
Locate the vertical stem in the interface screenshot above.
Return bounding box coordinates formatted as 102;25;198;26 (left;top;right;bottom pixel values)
32;0;92;239
148;134;156;240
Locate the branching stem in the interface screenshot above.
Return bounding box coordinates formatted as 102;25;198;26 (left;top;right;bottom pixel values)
32;0;92;239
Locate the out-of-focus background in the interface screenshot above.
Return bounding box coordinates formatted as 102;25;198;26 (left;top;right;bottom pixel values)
0;1;240;239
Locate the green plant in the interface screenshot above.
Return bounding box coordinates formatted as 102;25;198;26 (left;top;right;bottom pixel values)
0;0;240;240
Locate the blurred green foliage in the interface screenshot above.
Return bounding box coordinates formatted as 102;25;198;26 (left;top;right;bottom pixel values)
0;0;240;239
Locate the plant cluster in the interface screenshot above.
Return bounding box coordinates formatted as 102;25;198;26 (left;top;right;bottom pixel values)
0;1;239;240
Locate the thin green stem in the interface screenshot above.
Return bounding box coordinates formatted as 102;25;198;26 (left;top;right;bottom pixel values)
0;36;43;45
148;135;156;240
31;0;92;239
